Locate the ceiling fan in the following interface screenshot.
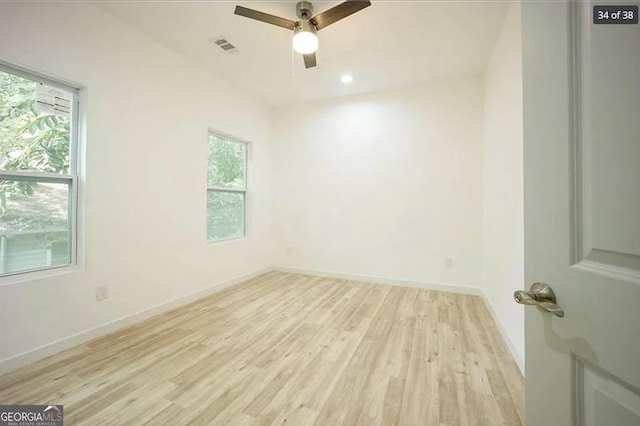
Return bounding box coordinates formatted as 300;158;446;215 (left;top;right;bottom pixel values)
234;1;372;69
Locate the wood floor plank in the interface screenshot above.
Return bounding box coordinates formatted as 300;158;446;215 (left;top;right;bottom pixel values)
381;376;405;426
0;272;524;425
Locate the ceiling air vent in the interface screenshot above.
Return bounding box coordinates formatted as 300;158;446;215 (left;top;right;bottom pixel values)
211;37;239;54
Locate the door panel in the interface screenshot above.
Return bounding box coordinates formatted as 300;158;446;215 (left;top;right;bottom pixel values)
579;0;640;268
522;1;640;425
576;358;640;426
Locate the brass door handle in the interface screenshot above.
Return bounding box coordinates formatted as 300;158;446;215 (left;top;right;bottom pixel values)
514;282;564;318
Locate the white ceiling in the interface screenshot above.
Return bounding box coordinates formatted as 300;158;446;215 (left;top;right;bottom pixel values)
97;1;510;107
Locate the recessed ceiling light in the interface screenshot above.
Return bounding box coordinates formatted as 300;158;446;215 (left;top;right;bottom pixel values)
341;74;353;84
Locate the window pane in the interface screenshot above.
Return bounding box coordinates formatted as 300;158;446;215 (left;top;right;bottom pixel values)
207;135;246;189
0;178;72;274
0;70;72;174
207;190;245;241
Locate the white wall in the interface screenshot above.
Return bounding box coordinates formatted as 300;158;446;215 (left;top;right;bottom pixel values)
273;77;484;291
482;1;525;371
0;2;275;371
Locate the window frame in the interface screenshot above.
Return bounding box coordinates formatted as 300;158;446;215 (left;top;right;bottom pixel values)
206;129;249;244
0;63;80;278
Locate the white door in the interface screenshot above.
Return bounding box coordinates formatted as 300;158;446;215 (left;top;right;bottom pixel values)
521;1;640;425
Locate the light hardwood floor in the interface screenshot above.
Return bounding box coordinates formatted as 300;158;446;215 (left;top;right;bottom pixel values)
0;272;524;425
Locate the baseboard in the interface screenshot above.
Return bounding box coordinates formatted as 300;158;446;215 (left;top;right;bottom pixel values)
275;265;482;296
0;266;274;375
480;293;525;376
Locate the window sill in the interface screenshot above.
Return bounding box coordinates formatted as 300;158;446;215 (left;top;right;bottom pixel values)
0;263;83;287
207;236;247;247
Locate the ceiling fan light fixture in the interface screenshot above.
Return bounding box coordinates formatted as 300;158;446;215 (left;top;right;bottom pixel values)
292;21;318;54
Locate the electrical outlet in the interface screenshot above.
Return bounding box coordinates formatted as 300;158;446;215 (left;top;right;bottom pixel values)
445;257;454;269
96;284;108;301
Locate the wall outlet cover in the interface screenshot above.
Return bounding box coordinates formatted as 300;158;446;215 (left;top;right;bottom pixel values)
96;284;108;301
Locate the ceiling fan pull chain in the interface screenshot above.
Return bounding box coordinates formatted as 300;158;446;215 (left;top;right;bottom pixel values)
291;46;296;78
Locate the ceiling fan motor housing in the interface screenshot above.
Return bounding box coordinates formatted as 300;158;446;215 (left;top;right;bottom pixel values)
296;1;314;20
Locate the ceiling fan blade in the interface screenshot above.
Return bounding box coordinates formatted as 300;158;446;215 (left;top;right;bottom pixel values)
310;0;371;31
234;6;297;30
303;52;317;69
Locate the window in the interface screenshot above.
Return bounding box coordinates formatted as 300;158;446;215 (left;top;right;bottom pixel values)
207;132;247;242
0;64;79;276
